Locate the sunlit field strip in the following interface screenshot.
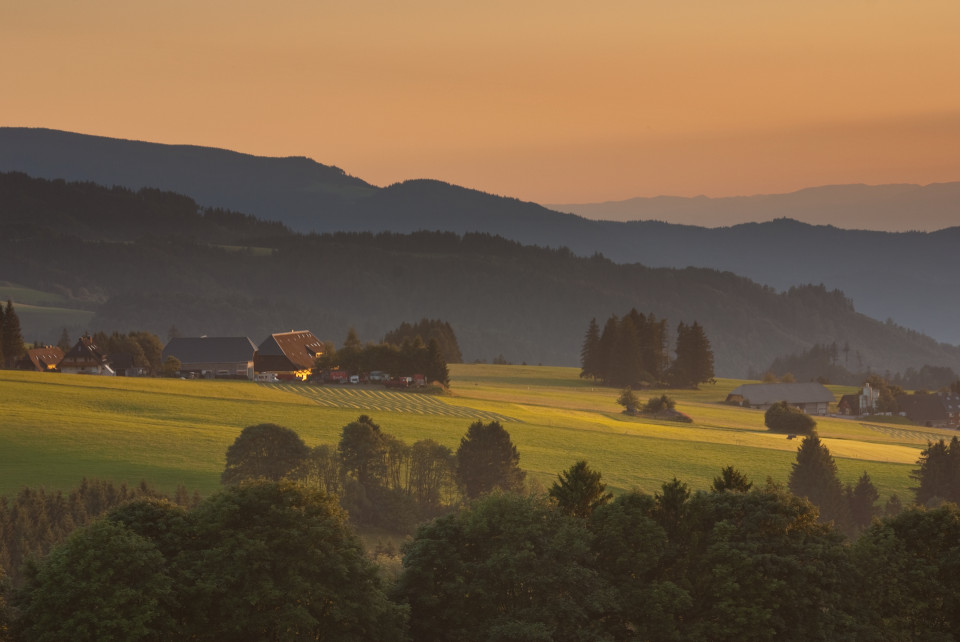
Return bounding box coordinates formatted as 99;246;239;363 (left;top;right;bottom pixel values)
0;367;935;501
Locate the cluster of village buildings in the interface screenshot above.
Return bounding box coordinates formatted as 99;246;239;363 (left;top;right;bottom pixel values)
726;381;960;429
16;330;326;382
15;338;960;429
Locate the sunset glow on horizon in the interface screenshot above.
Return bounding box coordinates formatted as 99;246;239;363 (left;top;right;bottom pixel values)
4;0;960;203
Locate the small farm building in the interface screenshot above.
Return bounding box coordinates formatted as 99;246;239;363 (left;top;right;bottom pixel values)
838;394;860;416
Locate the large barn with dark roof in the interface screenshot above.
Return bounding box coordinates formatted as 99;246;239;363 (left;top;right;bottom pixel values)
726;382;836;415
162;336;257;379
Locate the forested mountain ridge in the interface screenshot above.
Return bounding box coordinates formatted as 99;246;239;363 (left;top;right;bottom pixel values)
0;127;374;230
0;171;289;244
3;172;959;377
3;127;959;346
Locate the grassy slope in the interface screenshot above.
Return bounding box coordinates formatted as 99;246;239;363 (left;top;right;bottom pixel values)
0;283;70;306
0;365;943;502
0;283;96;343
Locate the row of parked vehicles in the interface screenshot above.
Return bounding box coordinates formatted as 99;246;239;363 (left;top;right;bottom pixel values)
309;370;427;387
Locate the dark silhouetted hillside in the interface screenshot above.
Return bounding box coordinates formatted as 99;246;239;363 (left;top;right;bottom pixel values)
3;173;960;377
3;127;959;346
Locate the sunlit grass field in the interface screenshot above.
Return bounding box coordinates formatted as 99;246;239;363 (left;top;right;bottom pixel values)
2;365;950;502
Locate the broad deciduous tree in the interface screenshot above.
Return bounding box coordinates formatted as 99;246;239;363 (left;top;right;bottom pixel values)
220;423;309;485
616;386;640;413
764;400;816;434
13;520;175;640
396;492;610;641
408;439;457;514
587;492;688;640
673;485;854;640
852;504;960;639
338;415;388;488
183;482;407;640
289;444;343;496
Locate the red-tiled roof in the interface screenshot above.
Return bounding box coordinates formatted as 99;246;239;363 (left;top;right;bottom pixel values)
255;330;324;372
17;346;64;371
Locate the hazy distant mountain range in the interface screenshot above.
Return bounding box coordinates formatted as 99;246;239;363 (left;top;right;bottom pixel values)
548;182;960;231
2;127;959;349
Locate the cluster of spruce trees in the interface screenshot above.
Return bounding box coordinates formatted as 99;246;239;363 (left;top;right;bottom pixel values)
787;432;890;536
382;318;462;364
0;478;199;587
580;309;715;388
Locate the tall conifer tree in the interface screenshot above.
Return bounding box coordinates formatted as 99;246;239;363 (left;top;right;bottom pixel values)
57;328;72;352
596;315;620;384
1;300;25;368
846;471;879;530
456;421;525;498
426;337;450;385
579;318;601;380
625;308;648;374
672;321;715;388
788;433;847;525
912;437;960;506
688;321;715;384
614;315;645;387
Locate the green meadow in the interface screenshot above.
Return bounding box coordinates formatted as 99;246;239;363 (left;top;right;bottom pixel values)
0;365;946;502
0;282;96;343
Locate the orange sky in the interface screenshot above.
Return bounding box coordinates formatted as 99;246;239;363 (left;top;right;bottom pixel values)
3;0;960;203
